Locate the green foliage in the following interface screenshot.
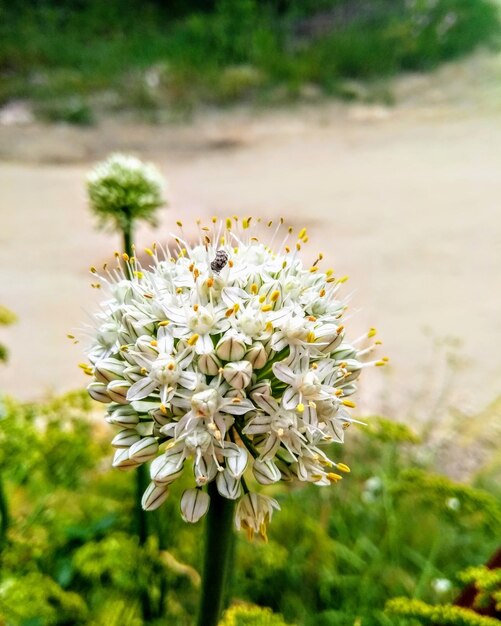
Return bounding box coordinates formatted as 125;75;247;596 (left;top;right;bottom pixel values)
1;0;499;115
386;597;500;625
0;571;88;625
459;566;501;612
0;305;16;364
220;604;294;626
0;391;499;624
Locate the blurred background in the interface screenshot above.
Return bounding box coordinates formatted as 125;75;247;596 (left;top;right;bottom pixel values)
0;1;500;625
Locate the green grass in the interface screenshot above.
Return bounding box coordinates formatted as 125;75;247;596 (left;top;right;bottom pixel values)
0;0;500;120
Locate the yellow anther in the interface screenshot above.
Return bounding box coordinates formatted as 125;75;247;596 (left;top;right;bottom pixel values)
337;463;351;473
194;268;200;278
338;275;349;283
298;227;307;239
176;220;183;227
382;356;389;362
265;321;273;333
141;367;148;375
193;303;199;312
302;236;309;243
306;331;316;343
307;315;317;322
250;284;258;295
277;427;284;437
368;327;377;338
233;246;239;253
233;302;240;312
270;290;280;302
336;325;345;334
342;399;356;408
143;293;153;299
158;320;170;327
285;246;291;253
225;218;232;229
343;422;350;430
160;404;167;414
122;253;129;261
334;389;343;396
296;403;305;413
242;218;250;229
167;362;175;370
258;295;266;303
319;289;326;297
250;236;259;242
212;216;217;223
375;361;386;367
145;248;154;256
225;308;235;317
90;266;97;273
228;260;234;268
91;283;101;289
261;304;273;312
375;340;382;345
187;334;200;346
326;268;334;277
150;340;157;347
311;362;318;369
327;473;343;482
176;287;183;294
206;277;214;288
133;271;143;279
310;266;318;273
67;334;76;339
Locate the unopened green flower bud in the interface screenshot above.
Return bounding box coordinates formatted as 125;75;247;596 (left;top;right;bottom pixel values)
112;448;139;470
107;405;139;427
252;458;281;484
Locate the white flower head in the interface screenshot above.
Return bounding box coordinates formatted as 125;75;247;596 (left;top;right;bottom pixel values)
82;217;384;534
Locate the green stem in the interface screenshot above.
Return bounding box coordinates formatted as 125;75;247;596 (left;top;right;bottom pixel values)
197;482;236;626
0;473;9;553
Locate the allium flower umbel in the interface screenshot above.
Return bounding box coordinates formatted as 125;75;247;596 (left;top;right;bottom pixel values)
87;153;165;231
84;218;385;539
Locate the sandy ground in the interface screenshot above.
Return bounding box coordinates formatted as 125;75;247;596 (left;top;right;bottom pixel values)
1;53;501;425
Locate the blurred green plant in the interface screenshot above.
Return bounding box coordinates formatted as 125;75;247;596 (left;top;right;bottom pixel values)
220;604;295;625
0;391;499;625
1;0;499;117
0;305;17;364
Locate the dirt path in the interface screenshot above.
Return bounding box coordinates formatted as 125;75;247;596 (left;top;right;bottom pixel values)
1;54;501;422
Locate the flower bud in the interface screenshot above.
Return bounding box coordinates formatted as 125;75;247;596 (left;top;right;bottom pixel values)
111;429;141;448
129;436;158;463
123;365;143;383
332;344;358;361
122;312;155;341
249;380;272;402
94;357;126;384
252;458;281;484
107;405;140;428
216;470;241;500
342;359;362;382
129;437;158;463
245;342;267;369
222;361;253;390
107;379;131;404
180;488;210;523
87;381;111;403
216;334;246;361
112;448;139;470
142;482;169;511
151;448;185;483
198;352;221;376
225;445;248;479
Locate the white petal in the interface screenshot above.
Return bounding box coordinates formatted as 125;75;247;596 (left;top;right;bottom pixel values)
252;393;279;415
282;386;300;410
179;371;198;390
126;377;157;401
252;458;281;484
196;333;215;355
272;362;296;385
180;488;210;523
225;446;248;479
111;429;141;448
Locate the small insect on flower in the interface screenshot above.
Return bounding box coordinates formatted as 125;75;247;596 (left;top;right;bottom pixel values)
210;250;229;274
82;216;383;537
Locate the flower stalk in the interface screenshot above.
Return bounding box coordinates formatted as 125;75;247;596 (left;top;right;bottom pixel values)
197;481;236;626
